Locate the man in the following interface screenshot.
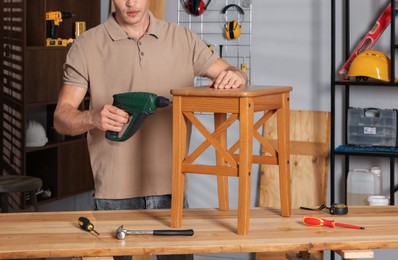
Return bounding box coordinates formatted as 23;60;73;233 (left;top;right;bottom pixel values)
54;0;246;259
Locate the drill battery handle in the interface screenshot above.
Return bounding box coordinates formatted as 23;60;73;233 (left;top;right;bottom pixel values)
105;92;171;142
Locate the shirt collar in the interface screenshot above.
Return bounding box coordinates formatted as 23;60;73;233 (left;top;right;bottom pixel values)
104;11;160;41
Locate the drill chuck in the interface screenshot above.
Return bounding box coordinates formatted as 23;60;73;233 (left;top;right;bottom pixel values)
156;96;171;108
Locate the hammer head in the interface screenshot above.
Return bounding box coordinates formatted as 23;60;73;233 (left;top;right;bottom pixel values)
116;225;126;240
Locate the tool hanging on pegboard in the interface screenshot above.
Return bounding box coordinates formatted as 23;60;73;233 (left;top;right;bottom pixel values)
241;57;247;74
222;4;245;40
180;0;212;16
46;11;75;46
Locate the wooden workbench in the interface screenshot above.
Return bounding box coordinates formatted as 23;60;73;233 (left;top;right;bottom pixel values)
0;207;397;259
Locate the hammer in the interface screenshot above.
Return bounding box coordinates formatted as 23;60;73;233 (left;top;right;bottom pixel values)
116;225;194;240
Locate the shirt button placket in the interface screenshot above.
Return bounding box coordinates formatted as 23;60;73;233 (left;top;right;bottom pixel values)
137;40;147;64
137;41;145;61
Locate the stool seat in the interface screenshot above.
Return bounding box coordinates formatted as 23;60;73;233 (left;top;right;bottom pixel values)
170;85;293;235
0;175;43;213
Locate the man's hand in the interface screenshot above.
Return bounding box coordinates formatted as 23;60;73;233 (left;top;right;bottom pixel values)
209;68;247;89
205;58;247;89
91;104;129;132
54;84;130;136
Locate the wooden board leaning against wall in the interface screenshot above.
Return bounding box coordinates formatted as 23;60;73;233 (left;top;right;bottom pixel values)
260;110;330;208
110;0;165;20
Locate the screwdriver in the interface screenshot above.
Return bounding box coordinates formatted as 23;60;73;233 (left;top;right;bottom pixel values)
78;216;100;236
302;216;365;230
241;57;247;74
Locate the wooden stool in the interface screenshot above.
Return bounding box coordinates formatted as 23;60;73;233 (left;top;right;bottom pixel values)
0;175;43;212
170;85;293;235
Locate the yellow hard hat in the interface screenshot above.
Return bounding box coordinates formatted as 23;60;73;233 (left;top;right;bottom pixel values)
348;50;392;82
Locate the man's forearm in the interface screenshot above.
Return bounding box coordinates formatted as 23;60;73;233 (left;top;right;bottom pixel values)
54;104;94;136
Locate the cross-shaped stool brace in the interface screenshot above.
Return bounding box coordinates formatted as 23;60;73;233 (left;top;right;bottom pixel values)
170;85;292;235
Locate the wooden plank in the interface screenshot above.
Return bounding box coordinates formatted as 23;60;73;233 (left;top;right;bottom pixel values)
0;207;398;259
259;155;329;207
263;110;329;146
267;140;329;157
336;250;374;259
259;110;330;208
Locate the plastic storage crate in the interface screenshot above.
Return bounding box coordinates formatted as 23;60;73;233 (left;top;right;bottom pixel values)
347;107;398;148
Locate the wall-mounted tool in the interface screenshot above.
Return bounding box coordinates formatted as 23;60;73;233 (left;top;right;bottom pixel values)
303;216;365;230
180;0;212;16
241;57;247;74
105;92;171;142
74;21;86;38
300;203;348;215
221;4;244;40
78;217;100;236
46;11;75;46
338;2;397;79
116;225;194;240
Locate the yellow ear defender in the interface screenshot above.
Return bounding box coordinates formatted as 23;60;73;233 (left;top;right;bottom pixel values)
221;4;244;40
226;20;240;40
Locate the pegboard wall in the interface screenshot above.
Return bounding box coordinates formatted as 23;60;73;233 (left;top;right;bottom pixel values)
178;0;252;86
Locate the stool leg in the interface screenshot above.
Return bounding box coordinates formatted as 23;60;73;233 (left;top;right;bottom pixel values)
277;93;291;217
171;96;186;228
1;193;9;213
29;190;38;212
237;97;254;235
215;113;229;211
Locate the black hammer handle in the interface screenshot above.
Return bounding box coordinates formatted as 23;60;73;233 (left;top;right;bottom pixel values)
153;229;194;236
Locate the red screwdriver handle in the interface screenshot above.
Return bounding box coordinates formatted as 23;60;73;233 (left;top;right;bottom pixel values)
303;216;365;230
303;216;335;228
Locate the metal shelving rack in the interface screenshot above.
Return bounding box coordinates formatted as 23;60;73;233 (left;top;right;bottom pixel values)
330;0;398;208
177;0;252;86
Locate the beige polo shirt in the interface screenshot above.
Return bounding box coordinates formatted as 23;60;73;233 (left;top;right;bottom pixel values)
63;12;219;199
